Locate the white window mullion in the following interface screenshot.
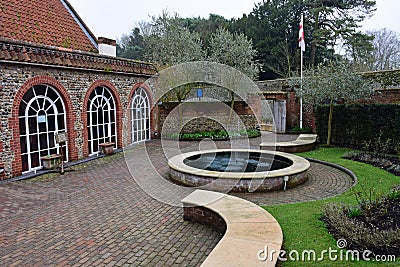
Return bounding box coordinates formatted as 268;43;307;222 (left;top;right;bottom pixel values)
45;108;50;157
89;107;93;155
87;87;116;154
25;116;32;171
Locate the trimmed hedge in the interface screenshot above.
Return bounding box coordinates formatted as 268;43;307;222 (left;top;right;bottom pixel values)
316;104;400;153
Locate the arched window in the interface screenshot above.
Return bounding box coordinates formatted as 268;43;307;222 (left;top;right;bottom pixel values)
19;85;68;173
87;86;117;155
130;87;150;143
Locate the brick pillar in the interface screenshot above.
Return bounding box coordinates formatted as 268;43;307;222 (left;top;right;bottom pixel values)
0;137;4;180
286;91;299;130
247;94;262;116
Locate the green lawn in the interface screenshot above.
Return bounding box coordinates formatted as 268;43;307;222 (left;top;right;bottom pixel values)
264;147;400;266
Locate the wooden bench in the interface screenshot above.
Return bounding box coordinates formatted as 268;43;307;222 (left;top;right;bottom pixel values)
182;190;283;266
260;134;317;153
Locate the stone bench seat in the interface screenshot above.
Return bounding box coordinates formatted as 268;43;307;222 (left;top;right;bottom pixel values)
182;190;283;266
260;134;317;153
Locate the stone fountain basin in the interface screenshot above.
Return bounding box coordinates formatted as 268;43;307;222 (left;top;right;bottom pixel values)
168;149;310;192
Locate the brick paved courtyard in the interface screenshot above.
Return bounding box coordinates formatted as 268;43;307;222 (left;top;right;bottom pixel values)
0;143;220;267
0;135;354;266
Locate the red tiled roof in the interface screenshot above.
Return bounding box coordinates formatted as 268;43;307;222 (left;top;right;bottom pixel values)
0;38;157;76
0;0;98;52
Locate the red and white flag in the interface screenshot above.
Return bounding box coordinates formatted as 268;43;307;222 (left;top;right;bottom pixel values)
298;14;305;52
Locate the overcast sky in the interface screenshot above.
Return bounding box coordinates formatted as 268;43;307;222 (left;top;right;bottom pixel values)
67;0;400;40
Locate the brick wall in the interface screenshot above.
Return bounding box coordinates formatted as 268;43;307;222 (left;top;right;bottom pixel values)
302;103;316;131
183;206;226;234
258;70;400;133
0;62;155;178
369;89;400;104
158;101;259;134
286;91;298;131
0;133;4;179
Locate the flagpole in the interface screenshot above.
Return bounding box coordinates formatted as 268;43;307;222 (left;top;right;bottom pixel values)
300;43;303;129
299;14;304;129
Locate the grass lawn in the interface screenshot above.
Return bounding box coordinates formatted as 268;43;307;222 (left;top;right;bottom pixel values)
264;147;400;266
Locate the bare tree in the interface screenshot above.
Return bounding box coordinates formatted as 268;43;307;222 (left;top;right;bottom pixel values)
367;28;400;70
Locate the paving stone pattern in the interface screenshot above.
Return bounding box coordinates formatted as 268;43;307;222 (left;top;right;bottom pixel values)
230;162;355;206
0;134;354;266
0;145;221;267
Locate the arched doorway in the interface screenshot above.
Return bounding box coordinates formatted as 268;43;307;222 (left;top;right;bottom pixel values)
87;86;117;155
130;87;150;143
19;85;68;173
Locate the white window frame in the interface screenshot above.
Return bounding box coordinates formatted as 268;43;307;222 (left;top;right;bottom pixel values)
19;85;68;173
131;87;151;144
87;86;117;156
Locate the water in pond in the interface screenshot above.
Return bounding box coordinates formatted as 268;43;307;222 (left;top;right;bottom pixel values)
184;151;292;173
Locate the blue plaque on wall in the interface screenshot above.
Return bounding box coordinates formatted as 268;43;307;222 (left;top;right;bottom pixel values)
197;88;203;98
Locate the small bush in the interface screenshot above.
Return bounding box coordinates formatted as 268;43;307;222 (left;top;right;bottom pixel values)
347;207;362;218
322;189;400;256
289;126;311;134
388;189;400;201
164;129;260;140
342;150;400;176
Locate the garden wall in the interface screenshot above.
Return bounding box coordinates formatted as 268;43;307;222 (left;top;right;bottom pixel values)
316;104;400;153
158;101;259;134
258;69;400;133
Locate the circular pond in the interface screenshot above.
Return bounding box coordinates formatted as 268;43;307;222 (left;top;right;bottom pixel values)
168;149;310;192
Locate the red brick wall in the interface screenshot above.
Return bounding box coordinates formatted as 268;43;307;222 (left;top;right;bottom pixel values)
286;91;299;131
183;206;226;234
370;89;400;104
0;137;4;179
303;103;316;132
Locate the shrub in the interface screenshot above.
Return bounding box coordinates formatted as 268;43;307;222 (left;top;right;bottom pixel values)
289;126;311;134
342;150;400;176
165;129;260;140
347;207;362;218
322;203;400;256
322;188;400;256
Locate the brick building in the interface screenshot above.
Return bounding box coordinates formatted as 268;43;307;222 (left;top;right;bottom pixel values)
3;1;397;180
0;0;157;179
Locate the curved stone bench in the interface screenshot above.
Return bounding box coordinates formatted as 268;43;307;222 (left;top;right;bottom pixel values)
260;134;317;153
182;190;283;266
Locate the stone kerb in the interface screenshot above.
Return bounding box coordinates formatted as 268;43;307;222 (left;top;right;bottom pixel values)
260;134;317;153
182;190;283;266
